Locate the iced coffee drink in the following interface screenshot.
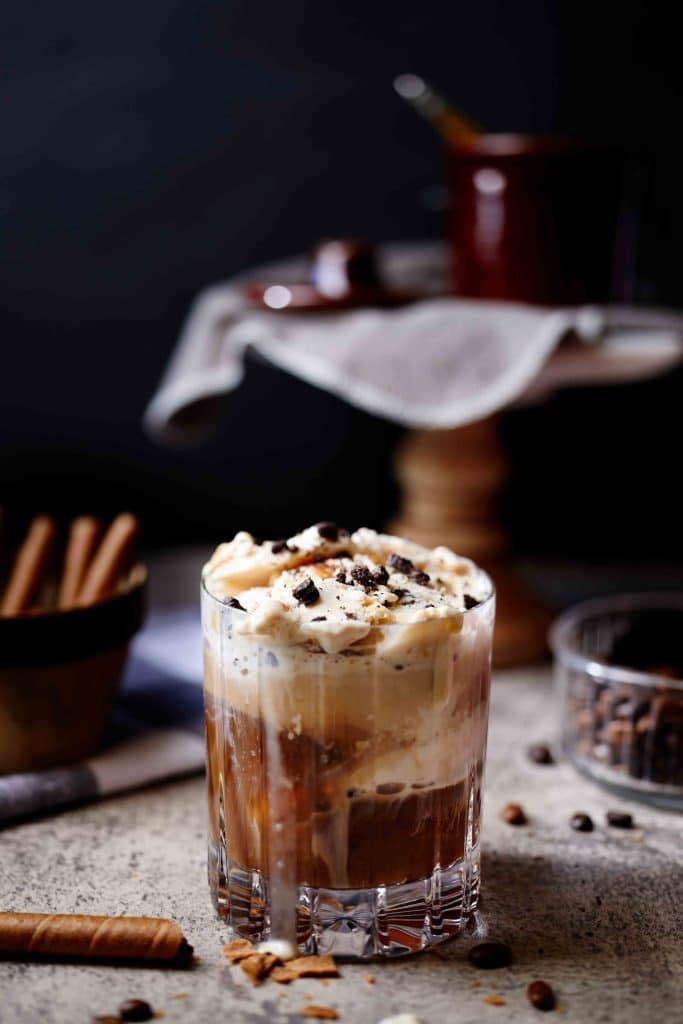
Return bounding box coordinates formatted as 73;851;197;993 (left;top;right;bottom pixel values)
202;524;494;958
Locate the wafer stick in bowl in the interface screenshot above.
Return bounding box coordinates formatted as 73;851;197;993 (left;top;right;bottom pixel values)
57;516;101;608
77;513;140;606
0;912;193;965
0;516;57;616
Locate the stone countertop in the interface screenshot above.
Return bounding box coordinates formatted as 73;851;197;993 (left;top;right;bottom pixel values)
1;668;683;1024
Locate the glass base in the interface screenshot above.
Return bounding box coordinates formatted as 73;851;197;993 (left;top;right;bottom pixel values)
209;844;480;959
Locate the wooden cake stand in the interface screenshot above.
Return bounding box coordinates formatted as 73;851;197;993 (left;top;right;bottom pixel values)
390;334;681;667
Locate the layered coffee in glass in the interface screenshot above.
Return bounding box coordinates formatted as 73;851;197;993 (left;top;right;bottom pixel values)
202;524;494;958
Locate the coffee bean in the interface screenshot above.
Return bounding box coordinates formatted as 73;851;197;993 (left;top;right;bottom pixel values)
606;810;634;829
527;980;556;1011
468;942;512;969
500;802;527;825
528;744;554;765
225;597;245;611
292;577;320;606
570;813;594;832
119;999;154;1022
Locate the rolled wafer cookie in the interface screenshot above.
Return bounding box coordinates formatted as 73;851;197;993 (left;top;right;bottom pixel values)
77;513;140;606
57;516;101;608
0;912;192;964
0;516;57;616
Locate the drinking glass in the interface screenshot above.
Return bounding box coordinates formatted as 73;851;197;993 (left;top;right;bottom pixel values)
203;576;494;958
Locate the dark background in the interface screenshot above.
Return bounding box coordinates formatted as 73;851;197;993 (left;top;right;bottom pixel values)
1;0;681;561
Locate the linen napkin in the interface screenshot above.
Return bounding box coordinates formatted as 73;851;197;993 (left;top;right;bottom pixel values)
144;242;683;444
0;607;205;826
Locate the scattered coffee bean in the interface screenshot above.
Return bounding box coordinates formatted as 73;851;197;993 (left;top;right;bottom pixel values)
293;577;320;606
500;803;527;825
315;522;341;541
606;810;634;829
463;593;478;610
528;744;554;765
226;597;245;611
468;942;512;969
527;980;556;1011
119;999;154;1022
570;812;594;832
387;552;414;575
271;538;288;554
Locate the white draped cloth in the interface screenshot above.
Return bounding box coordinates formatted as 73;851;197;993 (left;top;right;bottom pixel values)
145;243;682;443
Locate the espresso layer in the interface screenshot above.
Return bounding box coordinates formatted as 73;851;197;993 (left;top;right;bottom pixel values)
205;697;478;888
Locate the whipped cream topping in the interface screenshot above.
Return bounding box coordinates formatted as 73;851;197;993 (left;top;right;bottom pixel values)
203;524;490;655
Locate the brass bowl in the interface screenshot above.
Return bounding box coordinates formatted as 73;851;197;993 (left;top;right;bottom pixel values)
0;568;146;775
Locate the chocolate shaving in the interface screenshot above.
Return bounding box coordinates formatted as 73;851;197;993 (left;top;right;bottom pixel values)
335;571;349;585
373;565;389;586
226;597;246;611
311;616;327;622
464;594;479;610
391;587;415;604
293;577;320;606
350;564;376;590
387;553;431;586
315;522;341;541
387;552;414;575
271;539;288;554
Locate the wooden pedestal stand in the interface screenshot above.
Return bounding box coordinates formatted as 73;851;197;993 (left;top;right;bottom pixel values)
390;417;551;667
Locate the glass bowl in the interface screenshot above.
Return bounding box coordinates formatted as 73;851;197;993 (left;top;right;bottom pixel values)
550;592;683;810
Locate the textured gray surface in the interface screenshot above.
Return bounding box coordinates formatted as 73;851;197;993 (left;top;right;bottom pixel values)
2;668;683;1023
